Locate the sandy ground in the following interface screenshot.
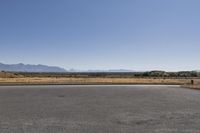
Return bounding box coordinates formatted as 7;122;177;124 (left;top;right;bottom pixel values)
0;85;200;133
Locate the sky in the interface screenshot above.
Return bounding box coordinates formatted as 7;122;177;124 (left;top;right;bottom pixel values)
0;0;200;71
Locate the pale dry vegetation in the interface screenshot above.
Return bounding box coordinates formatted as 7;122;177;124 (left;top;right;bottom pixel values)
0;71;198;85
182;79;200;89
0;77;191;85
0;71;24;78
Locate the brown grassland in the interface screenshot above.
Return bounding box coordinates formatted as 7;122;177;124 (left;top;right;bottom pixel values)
182;80;200;90
0;72;193;85
0;71;199;87
0;77;191;85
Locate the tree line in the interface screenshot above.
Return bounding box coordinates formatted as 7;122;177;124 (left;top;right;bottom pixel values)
12;71;200;78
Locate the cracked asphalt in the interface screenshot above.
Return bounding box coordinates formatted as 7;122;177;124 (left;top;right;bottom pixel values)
0;85;200;133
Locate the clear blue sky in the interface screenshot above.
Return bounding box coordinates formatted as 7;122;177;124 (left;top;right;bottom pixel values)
0;0;200;71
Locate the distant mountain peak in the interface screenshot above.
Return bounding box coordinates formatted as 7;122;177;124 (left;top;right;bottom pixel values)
0;63;67;72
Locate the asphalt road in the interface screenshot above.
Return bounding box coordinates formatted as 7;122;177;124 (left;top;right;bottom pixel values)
0;85;200;133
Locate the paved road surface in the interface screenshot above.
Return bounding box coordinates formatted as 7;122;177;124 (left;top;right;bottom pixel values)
0;85;200;133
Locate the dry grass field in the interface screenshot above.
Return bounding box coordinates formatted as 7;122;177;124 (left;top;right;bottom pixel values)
0;77;192;85
182;79;200;89
0;71;198;86
0;71;24;78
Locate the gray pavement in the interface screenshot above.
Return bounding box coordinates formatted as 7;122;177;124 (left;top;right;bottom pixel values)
0;85;200;133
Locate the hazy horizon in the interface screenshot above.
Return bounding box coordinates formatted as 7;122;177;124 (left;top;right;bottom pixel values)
1;0;200;71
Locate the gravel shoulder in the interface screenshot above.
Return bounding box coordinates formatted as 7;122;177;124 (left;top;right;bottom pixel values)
0;85;200;133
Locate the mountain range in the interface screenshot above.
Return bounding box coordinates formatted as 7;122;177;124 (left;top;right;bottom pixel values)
0;63;136;73
0;63;67;72
1;62;197;73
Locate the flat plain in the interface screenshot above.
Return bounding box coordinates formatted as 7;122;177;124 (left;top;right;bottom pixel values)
0;77;190;85
0;85;200;133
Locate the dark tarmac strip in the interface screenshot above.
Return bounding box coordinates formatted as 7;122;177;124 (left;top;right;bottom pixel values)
0;85;200;133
